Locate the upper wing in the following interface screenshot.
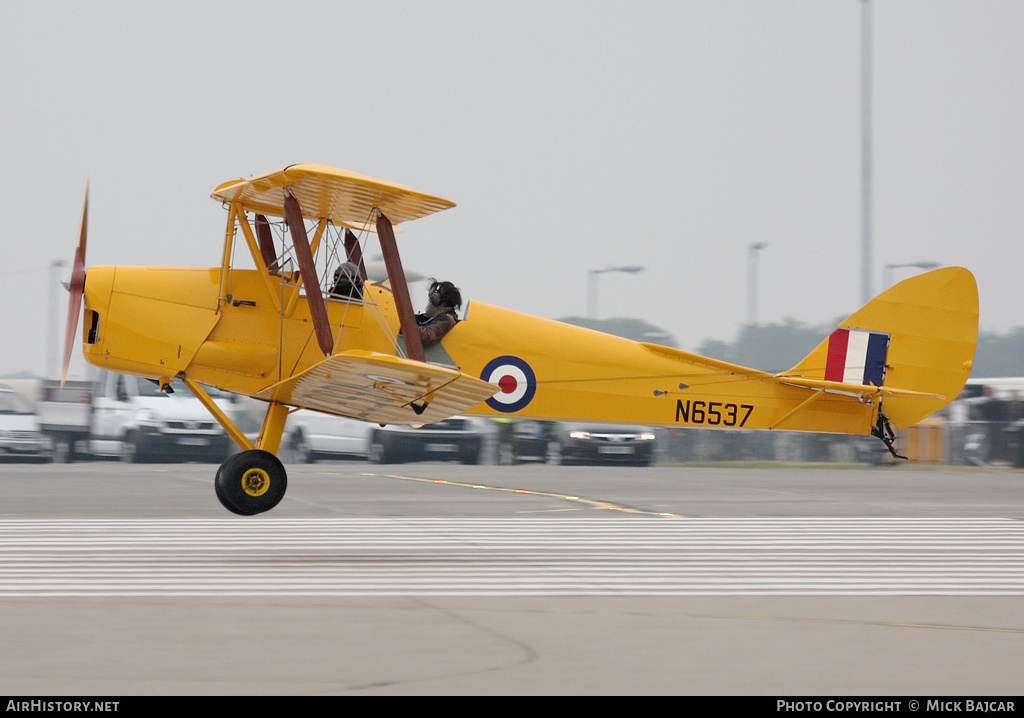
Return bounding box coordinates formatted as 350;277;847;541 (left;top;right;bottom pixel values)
210;164;455;229
255;350;498;426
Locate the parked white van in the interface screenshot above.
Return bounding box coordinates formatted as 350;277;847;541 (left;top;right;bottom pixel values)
90;372;237;463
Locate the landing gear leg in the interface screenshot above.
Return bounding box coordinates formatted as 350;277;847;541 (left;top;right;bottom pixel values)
179;375;294;515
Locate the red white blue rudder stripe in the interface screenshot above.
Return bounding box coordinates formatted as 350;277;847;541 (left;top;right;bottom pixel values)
824;328;890;386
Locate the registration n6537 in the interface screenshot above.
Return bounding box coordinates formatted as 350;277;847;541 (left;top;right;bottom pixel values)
675;400;753;427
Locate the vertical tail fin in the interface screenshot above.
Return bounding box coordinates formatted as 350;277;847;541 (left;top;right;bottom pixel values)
785;267;978;429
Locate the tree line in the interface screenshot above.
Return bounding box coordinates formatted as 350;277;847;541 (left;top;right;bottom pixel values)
560;316;1024;378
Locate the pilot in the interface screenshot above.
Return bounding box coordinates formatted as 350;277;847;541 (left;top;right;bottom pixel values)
330;261;364;300
416;279;461;347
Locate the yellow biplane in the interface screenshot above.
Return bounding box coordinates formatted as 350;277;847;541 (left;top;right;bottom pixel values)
62;164;978;515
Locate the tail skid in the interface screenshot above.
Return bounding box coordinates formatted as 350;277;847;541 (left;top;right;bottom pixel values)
872;412;907;460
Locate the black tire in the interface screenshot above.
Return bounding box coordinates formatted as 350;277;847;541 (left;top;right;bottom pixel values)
214;461;249;516
214;450;288;516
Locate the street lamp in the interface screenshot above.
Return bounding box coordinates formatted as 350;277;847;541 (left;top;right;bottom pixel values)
883;261;941;289
860;0;873;305
747;242;768;327
48;259;68;380
587;265;645;319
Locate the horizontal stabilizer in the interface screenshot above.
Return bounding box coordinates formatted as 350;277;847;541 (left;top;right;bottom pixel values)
255;350;498;426
773;375;945;401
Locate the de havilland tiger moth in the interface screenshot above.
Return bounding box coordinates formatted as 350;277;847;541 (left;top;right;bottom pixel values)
60;164;979;514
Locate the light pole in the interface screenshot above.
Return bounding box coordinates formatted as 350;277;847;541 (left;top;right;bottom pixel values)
747;242;767;327
883;261;941;289
48;259;68;380
860;0;873;305
587;265;645;319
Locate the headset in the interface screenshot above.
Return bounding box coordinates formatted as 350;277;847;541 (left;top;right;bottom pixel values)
428;280;462;309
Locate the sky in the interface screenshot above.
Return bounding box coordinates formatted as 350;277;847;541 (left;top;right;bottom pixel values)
2;1;1022;379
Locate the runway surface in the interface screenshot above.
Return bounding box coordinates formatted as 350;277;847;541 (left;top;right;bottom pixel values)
1;461;1022;695
3;517;1023;597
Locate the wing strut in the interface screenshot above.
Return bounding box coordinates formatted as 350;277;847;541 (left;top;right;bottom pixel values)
376;211;425;363
344;228;367;280
284;189;334;357
254;214;278;273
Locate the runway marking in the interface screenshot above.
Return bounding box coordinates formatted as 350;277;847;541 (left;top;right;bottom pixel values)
441;605;1024;635
1;518;1023;597
731;614;1024;634
373;472;679;517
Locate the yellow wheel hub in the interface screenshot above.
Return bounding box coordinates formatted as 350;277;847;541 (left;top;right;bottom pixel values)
240;467;271;497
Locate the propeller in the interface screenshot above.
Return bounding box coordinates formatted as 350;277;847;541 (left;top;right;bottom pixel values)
60;184;89;387
283;189;334;357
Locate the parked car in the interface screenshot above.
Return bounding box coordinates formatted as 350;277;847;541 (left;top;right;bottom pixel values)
546;422;657;466
285;411;491;465
89;372;237;463
286;410;373;462
509;420;555;464
0;384;53;462
36;378;93;463
369;416;491;464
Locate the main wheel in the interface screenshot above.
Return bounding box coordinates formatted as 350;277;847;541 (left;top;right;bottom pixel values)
214;461;248;516
214;450;288;516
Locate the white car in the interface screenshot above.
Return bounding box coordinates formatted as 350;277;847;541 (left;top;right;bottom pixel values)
285;410;491;464
286;410;373;463
0;385;53;462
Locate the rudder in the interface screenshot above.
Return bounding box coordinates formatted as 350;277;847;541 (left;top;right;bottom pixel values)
786;267;978;430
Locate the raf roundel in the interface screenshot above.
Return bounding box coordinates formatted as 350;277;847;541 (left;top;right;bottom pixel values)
480;355;537;413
